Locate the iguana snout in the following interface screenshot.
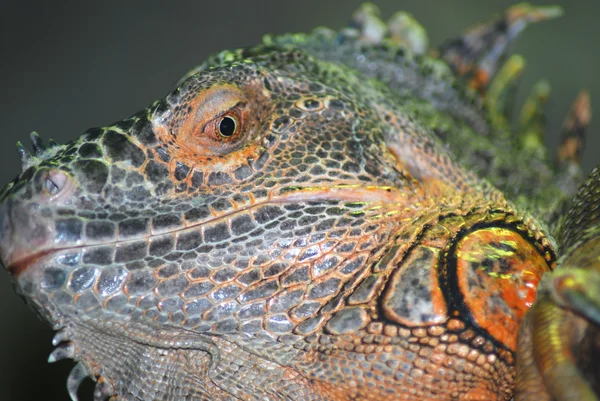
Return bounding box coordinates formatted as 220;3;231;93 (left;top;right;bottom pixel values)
0;168;75;275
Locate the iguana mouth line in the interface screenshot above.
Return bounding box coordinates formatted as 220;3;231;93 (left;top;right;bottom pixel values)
8;249;55;276
8;184;412;276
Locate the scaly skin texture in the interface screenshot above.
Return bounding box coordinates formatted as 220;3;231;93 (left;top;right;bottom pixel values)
0;4;597;401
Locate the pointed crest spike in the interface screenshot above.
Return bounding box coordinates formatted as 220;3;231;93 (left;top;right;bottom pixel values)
48;138;60;148
387;11;429;54
507;3;563;23
518;80;551;153
67;362;90;401
557;90;591;167
486;54;526;124
48;343;75;363
349;3;386;44
438;3;563;94
52;330;70;346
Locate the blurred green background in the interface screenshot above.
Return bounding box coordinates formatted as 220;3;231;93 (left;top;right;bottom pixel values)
0;1;597;400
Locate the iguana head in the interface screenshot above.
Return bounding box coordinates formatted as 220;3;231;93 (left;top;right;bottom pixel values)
0;50;429;399
0;49;411;323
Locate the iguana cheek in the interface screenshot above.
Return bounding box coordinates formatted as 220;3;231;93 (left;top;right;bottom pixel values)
380;222;551;353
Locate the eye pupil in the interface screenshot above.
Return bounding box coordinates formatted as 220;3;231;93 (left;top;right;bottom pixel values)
218;116;236;137
45;178;59;195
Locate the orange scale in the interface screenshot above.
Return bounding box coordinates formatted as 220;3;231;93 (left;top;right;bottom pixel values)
454;227;550;350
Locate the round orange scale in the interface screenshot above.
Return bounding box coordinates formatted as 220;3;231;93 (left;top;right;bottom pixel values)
455;227;550;350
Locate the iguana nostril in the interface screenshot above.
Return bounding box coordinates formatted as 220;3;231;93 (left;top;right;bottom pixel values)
43;170;68;196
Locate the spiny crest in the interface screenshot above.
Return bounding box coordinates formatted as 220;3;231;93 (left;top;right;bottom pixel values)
342;2;590;188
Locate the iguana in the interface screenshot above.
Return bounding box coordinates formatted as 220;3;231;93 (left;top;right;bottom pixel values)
1;4;597;400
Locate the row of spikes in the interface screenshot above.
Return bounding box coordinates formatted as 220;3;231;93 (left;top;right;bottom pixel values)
16;132;60;170
49;330;113;401
348;2;590;181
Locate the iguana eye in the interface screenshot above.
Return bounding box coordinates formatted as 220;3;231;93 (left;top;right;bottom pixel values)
203;106;244;144
218;116;237;137
152;83;267;164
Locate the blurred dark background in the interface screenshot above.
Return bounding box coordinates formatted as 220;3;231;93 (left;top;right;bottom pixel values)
0;1;597;400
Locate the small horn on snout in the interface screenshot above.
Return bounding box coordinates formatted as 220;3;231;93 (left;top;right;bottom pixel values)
16;141;31;168
29;131;47;155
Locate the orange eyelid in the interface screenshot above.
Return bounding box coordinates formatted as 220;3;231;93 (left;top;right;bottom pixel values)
192;84;248;128
201;103;243;135
151;80;271;180
173;83;250;154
